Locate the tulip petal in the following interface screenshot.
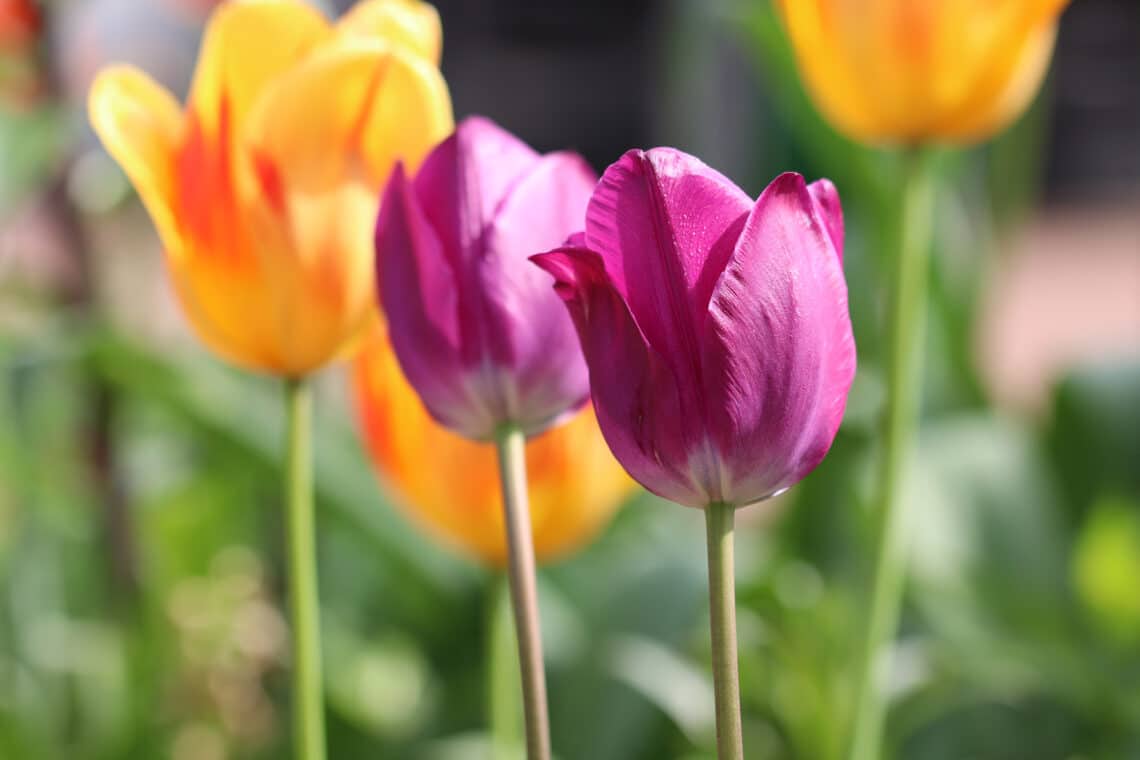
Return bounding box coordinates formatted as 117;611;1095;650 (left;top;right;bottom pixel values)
700;173;856;504
88;66;183;256
807;178;844;264
414;116;539;271
775;0;882;140
583;148;751;391
377;164;496;435
244;40;452;191
411;117;539;367
937;17;1058;141
187;0;330;138
352;329;632;565
354;45;454;185
532;248;706;507
479;152;595;428
238;40;450;375
337;0;442;64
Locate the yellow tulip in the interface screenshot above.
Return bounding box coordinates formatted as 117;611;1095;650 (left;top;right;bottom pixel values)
352;330;636;566
776;0;1069;144
88;0;453;376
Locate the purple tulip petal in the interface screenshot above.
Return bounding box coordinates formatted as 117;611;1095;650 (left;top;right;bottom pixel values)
377;116;597;439
532;248;707;507
583;148;751;383
479;151;596;427
700;172;856;504
376;164;496;435
807;178;844;263
412;116;540;367
564;231;586;247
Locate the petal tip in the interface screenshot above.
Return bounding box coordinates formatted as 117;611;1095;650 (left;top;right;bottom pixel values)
530;248;600;302
767;170;808;195
807;177;844;261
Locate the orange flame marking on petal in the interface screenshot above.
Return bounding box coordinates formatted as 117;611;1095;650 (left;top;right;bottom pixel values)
177;92;245;265
251;149;286;217
345;55;391;180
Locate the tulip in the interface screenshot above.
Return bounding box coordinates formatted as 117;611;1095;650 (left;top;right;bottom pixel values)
88;3;452;759
88;0;452;376
375;115;595;441
375;114;599;760
533;150;854;509
352;329;633;565
533;148;855;760
776;0;1070;144
776;5;1069;759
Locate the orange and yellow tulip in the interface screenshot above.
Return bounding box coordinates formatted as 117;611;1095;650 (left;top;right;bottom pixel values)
776;0;1069;144
352;331;635;565
88;0;453;376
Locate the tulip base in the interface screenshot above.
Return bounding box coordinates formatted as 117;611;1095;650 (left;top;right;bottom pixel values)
705;500;744;760
284;378;326;760
493;425;551;760
849;149;936;760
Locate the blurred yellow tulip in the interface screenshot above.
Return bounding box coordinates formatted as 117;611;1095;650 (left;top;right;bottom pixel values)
776;0;1069;144
88;0;453;376
352;331;636;566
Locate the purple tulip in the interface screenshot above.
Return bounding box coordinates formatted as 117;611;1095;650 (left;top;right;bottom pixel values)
532;148;856;509
376;116;596;440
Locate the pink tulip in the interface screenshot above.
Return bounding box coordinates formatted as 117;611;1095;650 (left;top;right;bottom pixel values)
532;148;856;509
376;116;596;440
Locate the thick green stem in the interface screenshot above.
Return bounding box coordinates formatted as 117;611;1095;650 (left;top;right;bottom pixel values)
493;426;551;760
849;149;935;760
488;576;525;760
705;500;743;760
284;378;325;760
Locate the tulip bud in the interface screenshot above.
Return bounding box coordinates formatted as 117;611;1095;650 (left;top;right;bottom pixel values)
533;148;856;509
375;116;596;440
775;0;1070;144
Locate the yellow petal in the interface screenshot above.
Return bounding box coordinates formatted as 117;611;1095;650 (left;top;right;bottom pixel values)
775;0;883;141
934;14;1060;141
87;65;183;254
187;0;331;138
776;0;1070;144
338;0;442;64
355;45;453;183
352;331;634;565
166;255;286;371
243;38;453;191
242;176;383;374
234;39;449;374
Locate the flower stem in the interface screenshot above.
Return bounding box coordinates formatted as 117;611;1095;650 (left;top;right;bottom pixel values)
705;500;743;760
493;426;551;760
487;576;525;759
849;148;935;760
284;378;325;760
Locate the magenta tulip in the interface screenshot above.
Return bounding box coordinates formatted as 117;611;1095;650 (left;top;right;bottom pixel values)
532;148;856;510
375;116;596;440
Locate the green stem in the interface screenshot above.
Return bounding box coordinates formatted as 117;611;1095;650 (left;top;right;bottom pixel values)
488;576;525;760
493;426;551;760
849;149;935;760
285;378;325;760
705;500;743;760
